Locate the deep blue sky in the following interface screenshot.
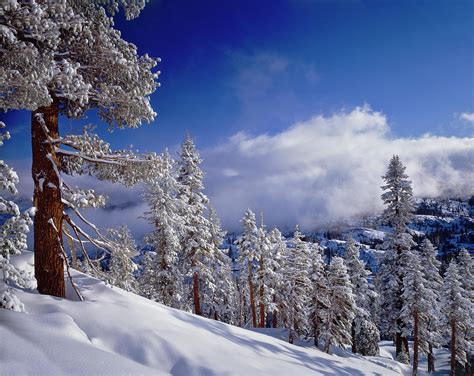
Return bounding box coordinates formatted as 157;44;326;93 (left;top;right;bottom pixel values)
2;0;473;157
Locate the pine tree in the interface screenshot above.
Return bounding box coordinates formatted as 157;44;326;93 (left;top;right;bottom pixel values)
283;226;311;344
141;151;184;309
235;209;259;327
441;262;472;376
454;249;473;374
309;242;328;348
419;238;443;373
256;213;276;328
400;250;434;375
107;225;138;293
321;256;356;353
0;123;35;312
378;155;415;358
344;238;380;356
267;228;286;328
177;135;216;316
1;1;160;297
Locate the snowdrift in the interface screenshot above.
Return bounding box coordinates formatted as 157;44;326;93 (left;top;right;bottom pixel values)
1;252;406;376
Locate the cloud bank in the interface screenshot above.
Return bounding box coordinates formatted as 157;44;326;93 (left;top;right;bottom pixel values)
203;106;474;231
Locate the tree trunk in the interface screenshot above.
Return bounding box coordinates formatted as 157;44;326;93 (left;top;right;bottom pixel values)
259;285;265;327
413;310;419;375
427;343;435;373
450;319;456;376
32;99;65;298
288;328;294;344
248;261;257;327
396;332;402;358
351;321;357;353
193;271;201;315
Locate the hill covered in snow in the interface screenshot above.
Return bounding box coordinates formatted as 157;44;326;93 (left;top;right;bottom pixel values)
1;251;415;376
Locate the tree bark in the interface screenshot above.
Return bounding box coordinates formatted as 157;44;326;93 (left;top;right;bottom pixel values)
248;261;257;327
32;99;65;298
427;343;435;373
193;271;201;315
351;321;357;353
258;256;265;328
413;310;419;375
272;293;278;328
450;319;456;376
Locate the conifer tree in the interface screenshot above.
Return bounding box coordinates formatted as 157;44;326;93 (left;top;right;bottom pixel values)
378;155;415;358
309;243;328;348
321;256;356;353
441;262;472;376
141;151;184;309
267;227;286;328
344;238;380;355
419;238;443;373
400;250;433;375
0;123;35;312
256;213;276;327
454;249;473;375
1;0;160;297
236;209;259;327
107;225;138;293
177;135;216;316
283;226;311;343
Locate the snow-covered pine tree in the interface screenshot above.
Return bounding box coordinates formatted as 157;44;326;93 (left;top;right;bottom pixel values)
210;249;238;324
454;249;473;375
418;238;443;373
0;0;160;297
400;250;434;375
177;135;216;316
283;226;311;344
266;228;285;328
441;262;472;376
377;155;415;358
235;209;259;327
343;238;380;356
141;151;184;309
321;256;356;353
309;242;328;348
256;213;276;328
0;122;35;312
106;225;138;293
207;204;237;323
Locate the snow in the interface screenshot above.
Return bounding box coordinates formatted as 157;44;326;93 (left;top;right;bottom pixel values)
1;251;417;376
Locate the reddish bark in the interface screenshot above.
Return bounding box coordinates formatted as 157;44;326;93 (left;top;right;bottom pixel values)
248;261;257;327
258;255;265;328
32;99;65;298
193;271;201;316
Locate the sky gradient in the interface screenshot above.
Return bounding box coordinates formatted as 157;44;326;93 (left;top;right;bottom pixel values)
1;0;473;233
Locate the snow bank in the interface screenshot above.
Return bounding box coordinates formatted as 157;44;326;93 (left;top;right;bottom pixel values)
2;252;406;376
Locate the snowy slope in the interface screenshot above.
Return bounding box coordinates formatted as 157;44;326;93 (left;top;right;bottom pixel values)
1;252;408;376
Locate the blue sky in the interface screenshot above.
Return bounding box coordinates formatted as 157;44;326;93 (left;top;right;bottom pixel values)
2;0;473;158
2;0;473;231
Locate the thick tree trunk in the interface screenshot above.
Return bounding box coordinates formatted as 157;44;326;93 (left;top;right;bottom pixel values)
450;319;456;376
193;271;201;315
413;310;419;375
351;321;357;353
427;343;435;373
396;332;402;357
259;286;265;327
32;99;65;298
248;261;257;327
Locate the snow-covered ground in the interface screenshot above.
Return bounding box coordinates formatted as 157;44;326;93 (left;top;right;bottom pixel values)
1;252;449;376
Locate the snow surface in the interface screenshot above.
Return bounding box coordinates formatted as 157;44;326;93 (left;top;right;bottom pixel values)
1;252;445;376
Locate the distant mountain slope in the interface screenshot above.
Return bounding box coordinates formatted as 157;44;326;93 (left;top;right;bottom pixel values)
1;252;406;376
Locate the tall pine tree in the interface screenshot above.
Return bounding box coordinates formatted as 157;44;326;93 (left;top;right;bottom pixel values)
377;155;415;359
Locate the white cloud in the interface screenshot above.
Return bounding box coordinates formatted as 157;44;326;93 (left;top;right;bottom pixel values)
203;106;474;231
459;112;474;123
